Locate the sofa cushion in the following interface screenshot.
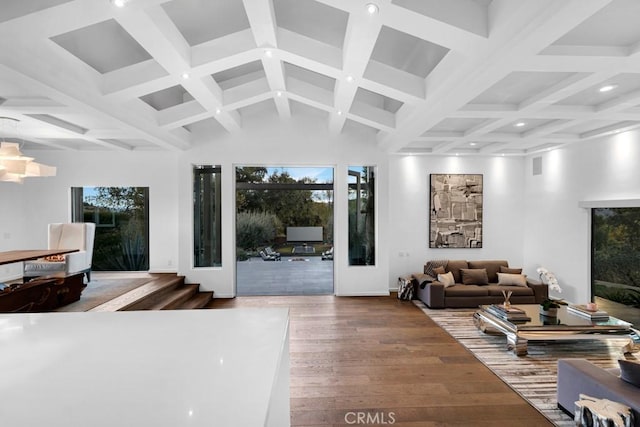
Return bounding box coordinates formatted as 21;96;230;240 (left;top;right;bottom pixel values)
619;359;640;387
500;266;523;274
445;285;489;297
497;272;528;287
461;268;489;285
446;260;469;283
486;285;534;296
437;272;455;288
468;260;509;283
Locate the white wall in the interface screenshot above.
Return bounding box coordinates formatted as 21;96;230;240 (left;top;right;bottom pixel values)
1;106;390;297
0;151;180;278
178;107;390;297
523;130;640;303
13;113;637;301
388;155;527;286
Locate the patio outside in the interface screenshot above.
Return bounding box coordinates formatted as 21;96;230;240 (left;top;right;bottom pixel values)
236;166;334;295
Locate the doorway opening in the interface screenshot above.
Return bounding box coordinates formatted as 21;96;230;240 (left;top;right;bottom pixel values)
235;166;334;295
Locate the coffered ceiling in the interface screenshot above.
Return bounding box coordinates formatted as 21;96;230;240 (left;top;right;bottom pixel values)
1;0;640;155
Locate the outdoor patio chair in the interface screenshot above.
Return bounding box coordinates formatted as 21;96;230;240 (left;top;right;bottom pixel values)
265;247;281;260
259;250;278;261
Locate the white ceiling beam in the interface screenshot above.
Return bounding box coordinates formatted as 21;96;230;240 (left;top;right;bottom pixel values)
379;0;613;153
329;8;382;134
383;1;487;54
243;0;290;119
115;6;241;132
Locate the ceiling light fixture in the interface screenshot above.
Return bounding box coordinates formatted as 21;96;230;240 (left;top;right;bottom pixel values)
514;122;526;127
599;84;618;93
215;108;221;115
0;117;56;184
112;0;128;7
181;72;190;79
276;91;283;97
366;3;379;14
346;75;354;83
469;142;477;146
337;110;343;116
264;49;273;58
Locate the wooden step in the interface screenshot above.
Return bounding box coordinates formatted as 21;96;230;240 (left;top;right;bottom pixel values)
89;274;184;312
146;284;199;310
178;291;214;309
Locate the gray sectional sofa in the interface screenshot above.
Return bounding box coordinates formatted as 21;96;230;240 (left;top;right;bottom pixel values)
413;259;548;308
557;358;640;426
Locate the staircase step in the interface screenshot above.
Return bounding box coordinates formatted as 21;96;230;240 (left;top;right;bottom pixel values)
178;291;214;309
89;274;184;312
146;284;199;310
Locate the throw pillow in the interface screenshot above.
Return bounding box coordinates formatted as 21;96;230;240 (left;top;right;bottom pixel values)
619;359;640;387
432;266;446;276
460;268;489;285
43;255;65;262
437;271;455;288
497;272;528;287
500;266;522;274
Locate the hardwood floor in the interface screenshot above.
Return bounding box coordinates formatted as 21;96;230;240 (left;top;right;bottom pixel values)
209;295;553;426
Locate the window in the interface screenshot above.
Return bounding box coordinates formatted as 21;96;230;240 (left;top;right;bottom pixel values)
592;207;640;313
71;187;149;271
194;165;222;267
348;166;375;266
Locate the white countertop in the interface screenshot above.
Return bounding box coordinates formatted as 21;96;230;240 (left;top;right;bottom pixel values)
0;308;290;427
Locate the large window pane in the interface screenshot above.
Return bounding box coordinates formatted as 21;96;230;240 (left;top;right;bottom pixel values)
592;207;640;322
348;166;375;266
194;165;222;267
71;187;149;271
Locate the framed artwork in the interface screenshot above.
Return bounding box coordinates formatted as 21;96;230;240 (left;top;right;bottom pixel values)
429;174;483;248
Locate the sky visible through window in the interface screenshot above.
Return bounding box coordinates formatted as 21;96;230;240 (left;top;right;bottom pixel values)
266;167;333;183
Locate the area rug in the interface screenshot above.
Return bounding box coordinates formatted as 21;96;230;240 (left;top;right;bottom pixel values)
55;277;149;312
413;301;631;426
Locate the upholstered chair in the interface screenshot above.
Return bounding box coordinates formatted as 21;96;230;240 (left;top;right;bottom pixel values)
23;223;96;282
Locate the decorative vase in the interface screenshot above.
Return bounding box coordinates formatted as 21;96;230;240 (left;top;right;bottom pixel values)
502;290;512;309
540;306;558;317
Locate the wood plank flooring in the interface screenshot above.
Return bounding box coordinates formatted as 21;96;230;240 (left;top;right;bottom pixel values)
209;295;553;426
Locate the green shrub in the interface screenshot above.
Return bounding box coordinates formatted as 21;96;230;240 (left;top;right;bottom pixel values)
236;211;281;250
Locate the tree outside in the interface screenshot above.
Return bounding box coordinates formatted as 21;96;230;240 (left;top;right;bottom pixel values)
235;167;333;258
78;187;149;271
592;207;640;307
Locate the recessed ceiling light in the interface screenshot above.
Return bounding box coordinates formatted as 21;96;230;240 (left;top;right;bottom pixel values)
599;84;618;93
337;110;343;116
264;49;273;58
346;75;354;83
112;0;127;7
276;91;283;97
469;142;477;146
514;122;526;127
181;72;190;79
366;3;378;14
215;108;221;115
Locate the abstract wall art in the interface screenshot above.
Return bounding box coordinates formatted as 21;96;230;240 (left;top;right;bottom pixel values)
429;174;483;248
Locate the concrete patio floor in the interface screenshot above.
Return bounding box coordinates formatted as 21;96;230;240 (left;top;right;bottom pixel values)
236;256;333;296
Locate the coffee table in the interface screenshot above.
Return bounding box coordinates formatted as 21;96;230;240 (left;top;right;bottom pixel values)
473;304;633;356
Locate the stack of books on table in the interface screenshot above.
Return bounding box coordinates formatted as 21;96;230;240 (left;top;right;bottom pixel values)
487;304;531;322
567;304;609;320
